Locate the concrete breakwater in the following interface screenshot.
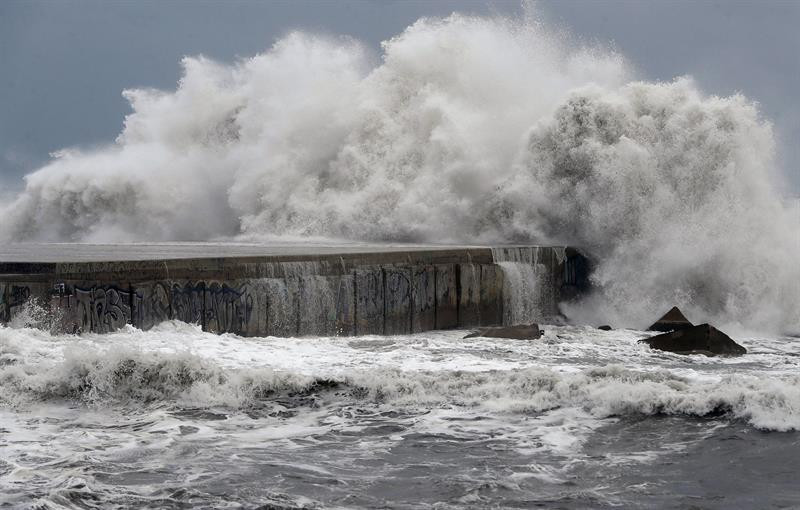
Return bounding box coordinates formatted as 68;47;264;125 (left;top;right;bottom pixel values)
0;245;588;336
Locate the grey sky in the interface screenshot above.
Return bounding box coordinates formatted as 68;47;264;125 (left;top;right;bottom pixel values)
1;0;798;193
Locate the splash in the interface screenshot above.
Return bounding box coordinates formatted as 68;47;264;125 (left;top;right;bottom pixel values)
4;298;64;334
1;12;797;332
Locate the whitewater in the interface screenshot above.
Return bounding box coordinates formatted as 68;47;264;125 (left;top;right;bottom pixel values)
2;320;799;508
2;9;800;509
0;12;797;333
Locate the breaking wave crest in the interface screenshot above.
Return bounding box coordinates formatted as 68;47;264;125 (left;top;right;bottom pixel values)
2;336;798;431
0;343;314;407
1;11;797;331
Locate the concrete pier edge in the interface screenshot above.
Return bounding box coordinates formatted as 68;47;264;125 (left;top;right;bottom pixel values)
0;245;589;336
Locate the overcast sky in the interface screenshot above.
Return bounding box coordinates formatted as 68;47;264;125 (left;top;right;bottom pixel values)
1;0;798;193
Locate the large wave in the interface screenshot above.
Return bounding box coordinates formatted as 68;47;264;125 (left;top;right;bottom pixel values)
1;13;797;331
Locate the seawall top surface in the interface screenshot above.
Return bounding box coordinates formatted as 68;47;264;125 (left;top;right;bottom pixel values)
0;243;571;281
0;242;493;263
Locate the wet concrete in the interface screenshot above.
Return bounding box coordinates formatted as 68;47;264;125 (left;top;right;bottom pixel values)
0;243;587;337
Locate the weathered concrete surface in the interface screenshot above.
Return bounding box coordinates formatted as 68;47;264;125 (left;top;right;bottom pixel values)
458;263;481;327
479;265;504;327
412;266;436;333
355;268;384;335
435;264;458;330
0;242;486;263
0;243;588;337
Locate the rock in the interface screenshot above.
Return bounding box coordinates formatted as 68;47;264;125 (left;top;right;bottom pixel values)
648;306;693;332
464;324;542;340
639;323;746;356
597;325;613;331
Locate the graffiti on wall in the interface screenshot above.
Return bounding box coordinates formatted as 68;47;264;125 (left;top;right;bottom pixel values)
137;280;255;334
46;280;256;334
74;286;133;334
170;281;205;326
133;282;171;330
205;282;254;334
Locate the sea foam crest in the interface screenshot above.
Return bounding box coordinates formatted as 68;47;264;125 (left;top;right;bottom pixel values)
2;341;798;432
0;12;797;332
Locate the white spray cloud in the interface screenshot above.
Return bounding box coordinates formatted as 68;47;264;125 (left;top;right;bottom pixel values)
1;13;797;332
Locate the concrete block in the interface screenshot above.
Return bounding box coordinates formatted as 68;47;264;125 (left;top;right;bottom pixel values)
458;263;481;327
133;281;171;330
170;281;205;327
355;268;384;335
334;274;355;336
243;280;267;337
412;265;436;333
266;277;299;337
299;275;337;336
479;265;504;326
204;281;256;335
252;280;269;337
66;284;134;333
297;274;355;336
384;267;411;335
435;264;458;329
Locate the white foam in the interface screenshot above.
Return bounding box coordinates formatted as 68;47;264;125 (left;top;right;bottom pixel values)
0;9;796;332
2;323;799;431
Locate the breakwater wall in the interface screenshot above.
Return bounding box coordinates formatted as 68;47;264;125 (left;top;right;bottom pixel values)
0;245;588;336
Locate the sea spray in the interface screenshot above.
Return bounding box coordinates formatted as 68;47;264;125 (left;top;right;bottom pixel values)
0;12;797;332
7;298;63;333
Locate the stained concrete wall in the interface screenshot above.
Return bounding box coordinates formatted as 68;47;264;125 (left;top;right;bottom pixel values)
0;246;588;336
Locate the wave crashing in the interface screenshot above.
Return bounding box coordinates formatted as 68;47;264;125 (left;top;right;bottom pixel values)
1;12;797;332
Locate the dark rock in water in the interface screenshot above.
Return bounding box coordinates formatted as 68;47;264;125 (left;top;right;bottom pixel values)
648;306;693;332
464;324;542;340
597;325;613;331
639;323;746;356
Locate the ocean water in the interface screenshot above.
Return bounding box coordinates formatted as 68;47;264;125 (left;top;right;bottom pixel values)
2;5;797;508
2;321;798;509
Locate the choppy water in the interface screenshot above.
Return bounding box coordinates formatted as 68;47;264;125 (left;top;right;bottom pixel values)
2;322;799;509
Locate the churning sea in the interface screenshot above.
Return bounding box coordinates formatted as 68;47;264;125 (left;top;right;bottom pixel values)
1;321;799;509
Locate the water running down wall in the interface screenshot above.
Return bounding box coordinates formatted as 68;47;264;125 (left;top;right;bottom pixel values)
0;246;587;337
